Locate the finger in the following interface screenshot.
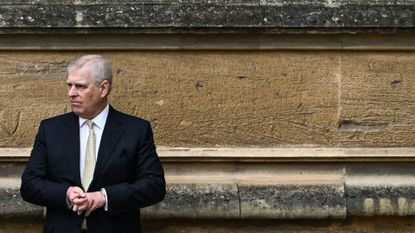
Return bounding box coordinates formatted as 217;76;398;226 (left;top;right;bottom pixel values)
72;187;86;196
68;188;86;202
84;199;96;217
85;204;96;217
77;202;89;212
72;196;88;204
85;209;91;217
77;192;86;198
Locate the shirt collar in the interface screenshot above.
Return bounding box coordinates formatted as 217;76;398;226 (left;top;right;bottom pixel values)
78;104;110;129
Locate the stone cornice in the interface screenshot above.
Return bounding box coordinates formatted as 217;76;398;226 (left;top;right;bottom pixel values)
0;33;414;50
2;147;415;163
0;1;413;34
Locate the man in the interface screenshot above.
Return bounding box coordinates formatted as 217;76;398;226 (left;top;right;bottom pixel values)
20;55;166;233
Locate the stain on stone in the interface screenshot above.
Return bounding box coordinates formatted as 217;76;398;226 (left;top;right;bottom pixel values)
196;80;205;91
339;120;391;132
16;61;66;76
12;84;23;90
154;100;164;107
179;120;192;127
390;80;402;89
0;110;21;136
237;76;248;80
151;118;158;125
116;68;124;75
368;62;380;71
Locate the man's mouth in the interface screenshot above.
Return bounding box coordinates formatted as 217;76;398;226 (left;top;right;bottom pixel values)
70;101;82;106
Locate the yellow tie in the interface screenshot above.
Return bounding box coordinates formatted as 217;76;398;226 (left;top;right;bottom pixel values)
82;120;96;191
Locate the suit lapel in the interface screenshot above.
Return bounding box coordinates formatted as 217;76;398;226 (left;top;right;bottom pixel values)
92;106;124;187
62;112;82;187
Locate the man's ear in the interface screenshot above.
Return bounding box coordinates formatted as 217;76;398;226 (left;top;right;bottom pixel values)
100;80;110;97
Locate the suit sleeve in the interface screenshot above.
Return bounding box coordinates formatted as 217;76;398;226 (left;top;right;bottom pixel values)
20;121;71;210
104;121;166;215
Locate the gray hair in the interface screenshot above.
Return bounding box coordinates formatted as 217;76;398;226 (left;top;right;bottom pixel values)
67;55;113;93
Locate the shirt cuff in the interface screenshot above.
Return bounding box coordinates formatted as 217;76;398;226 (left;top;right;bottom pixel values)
100;188;108;211
66;197;73;209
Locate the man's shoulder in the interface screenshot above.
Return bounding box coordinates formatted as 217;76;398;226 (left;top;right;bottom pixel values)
40;112;76;125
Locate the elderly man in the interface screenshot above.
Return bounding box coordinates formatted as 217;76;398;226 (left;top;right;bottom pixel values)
21;55;166;233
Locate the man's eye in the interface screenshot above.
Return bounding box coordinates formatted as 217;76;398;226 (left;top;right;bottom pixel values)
75;84;86;89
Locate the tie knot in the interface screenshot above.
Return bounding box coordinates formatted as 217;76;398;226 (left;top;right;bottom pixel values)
86;120;94;129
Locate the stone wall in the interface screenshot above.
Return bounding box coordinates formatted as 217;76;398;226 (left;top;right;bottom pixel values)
0;0;415;232
1;50;415;147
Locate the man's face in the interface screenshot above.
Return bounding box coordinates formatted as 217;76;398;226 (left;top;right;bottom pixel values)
66;65;107;119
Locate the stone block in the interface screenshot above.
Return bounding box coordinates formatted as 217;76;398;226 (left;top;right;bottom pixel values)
4;51;415;147
339;52;415;146
239;184;346;219
142;183;239;219
0;1;412;33
345;164;415;216
0;52;339;147
0;187;42;218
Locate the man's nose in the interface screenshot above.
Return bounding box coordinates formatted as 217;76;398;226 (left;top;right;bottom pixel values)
68;86;77;96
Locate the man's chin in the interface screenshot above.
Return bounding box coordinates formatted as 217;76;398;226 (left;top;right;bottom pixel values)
70;108;84;117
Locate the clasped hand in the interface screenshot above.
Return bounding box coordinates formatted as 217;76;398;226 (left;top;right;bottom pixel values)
66;186;105;216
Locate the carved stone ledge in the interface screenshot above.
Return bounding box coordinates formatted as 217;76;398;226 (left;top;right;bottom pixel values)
0;1;413;34
2;147;415;163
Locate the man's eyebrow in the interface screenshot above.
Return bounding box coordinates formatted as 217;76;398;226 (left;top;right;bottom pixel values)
66;81;87;85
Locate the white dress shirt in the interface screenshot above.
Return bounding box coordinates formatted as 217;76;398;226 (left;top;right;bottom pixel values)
79;104;109;177
78;104;109;210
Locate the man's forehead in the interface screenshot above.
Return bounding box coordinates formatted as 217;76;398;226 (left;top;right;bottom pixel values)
66;79;87;84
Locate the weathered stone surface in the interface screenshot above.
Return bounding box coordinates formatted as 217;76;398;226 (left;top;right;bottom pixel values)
339;52;415;146
0;187;42;218
345;164;415;216
1;183;347;219
239;184;346;219
2;161;415;220
3;50;415;147
0;183;239;219
0;52;339;147
3;51;415;147
3;147;415;163
0;54;68;146
142;184;239;219
0;1;413;34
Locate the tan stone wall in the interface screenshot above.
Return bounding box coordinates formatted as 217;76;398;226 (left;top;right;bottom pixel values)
1;51;414;147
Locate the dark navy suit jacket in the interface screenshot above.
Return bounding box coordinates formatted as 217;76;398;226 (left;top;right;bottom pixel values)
21;106;166;233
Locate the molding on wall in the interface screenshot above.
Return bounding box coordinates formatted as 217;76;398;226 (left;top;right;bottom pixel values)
2;161;415;219
0;34;414;51
2;147;415;163
0;1;413;31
